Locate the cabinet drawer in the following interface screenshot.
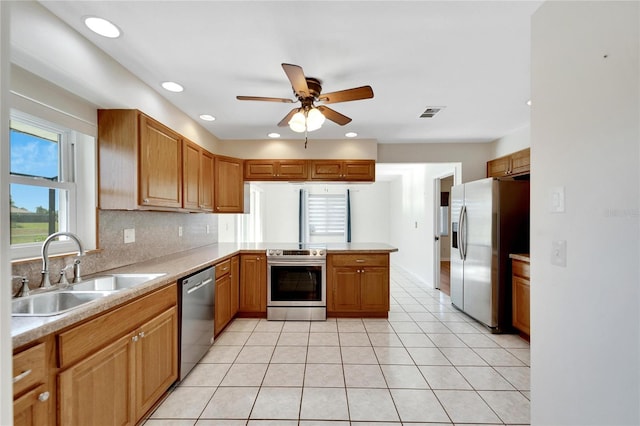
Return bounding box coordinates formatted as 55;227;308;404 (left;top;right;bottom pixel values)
216;259;231;279
58;284;177;369
13;343;46;397
512;260;530;279
330;254;388;267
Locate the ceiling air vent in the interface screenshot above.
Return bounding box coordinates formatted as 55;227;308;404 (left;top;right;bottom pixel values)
420;106;445;118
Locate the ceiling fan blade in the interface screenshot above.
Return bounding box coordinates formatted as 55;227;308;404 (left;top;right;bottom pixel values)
319;86;374;104
282;63;310;98
317;106;352;126
236;96;295;103
277;108;300;127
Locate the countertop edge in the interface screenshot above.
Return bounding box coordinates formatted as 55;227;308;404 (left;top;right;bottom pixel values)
12;242;397;349
509;253;530;262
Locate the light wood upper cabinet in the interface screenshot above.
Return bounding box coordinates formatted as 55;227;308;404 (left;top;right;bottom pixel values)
214;155;244;213
244;159;309;181
183;139;214;212
487;148;530;178
99;109;182;210
310;160;375;181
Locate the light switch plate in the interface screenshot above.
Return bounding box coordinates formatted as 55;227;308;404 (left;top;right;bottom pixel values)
550;187;565;213
124;228;135;244
551;240;567;267
178;226;183;237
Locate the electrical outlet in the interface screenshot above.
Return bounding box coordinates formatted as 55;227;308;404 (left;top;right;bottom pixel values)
124;228;135;244
178;226;183;237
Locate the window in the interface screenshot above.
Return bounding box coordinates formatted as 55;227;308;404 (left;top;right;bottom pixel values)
300;189;351;243
9;111;96;259
307;193;347;236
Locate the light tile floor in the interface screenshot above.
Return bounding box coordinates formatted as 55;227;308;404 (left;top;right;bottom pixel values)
146;265;530;425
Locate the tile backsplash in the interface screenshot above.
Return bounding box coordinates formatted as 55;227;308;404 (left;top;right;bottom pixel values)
11;210;219;295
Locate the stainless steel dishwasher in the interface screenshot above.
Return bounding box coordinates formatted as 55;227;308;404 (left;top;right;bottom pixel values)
179;266;215;381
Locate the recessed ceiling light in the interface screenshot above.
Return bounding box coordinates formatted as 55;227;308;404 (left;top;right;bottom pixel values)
199;114;216;121
161;81;184;93
268;133;281;138
84;16;121;38
345;132;358;138
526;99;532;106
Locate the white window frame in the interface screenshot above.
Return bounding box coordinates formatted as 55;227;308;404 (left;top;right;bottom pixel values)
9;110;95;260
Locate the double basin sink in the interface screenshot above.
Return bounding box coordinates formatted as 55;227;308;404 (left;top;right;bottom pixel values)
12;273;166;317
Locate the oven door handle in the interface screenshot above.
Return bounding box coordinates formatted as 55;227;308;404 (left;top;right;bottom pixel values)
267;260;326;266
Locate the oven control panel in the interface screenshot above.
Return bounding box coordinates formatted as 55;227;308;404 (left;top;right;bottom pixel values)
267;249;326;258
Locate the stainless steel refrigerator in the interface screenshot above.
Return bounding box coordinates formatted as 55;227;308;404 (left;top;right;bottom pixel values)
450;177;529;333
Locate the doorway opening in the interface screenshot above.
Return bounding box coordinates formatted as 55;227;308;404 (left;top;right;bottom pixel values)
434;174;454;295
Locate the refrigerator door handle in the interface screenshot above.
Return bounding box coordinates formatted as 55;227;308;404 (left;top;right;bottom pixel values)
460;205;468;260
457;206;465;260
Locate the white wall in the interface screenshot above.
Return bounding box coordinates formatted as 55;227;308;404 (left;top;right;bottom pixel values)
387;163;459;285
0;3;11;422
252;181;390;244
531;2;639;425
491;125;531;158
10;1;219;151
378;142;490;183
218;138;377;160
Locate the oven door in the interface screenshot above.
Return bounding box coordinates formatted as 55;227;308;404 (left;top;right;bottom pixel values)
267;259;326;308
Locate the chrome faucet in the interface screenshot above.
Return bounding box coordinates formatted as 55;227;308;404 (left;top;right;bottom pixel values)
40;232;85;288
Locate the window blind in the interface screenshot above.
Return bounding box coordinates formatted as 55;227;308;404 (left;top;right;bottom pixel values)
307;193;347;236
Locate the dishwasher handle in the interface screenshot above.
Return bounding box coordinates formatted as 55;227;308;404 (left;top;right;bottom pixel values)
186;277;213;294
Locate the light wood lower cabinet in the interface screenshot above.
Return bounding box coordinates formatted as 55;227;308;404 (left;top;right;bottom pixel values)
511;257;531;336
328;254;390;316
57;285;178;425
13;342;50;426
239;253;267;314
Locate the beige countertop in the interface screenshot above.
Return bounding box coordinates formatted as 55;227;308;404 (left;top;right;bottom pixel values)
509;253;530;262
12;242;397;348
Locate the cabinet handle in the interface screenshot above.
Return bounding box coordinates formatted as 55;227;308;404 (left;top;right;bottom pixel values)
356;259;365;263
139;331;145;338
13;369;32;383
143;198;149;204
132;335;139;342
38;391;50;402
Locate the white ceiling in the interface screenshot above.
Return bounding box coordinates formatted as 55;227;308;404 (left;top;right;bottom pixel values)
39;1;542;144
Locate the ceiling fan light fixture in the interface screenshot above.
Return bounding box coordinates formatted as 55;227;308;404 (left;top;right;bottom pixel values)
306;107;325;132
289;111;307;133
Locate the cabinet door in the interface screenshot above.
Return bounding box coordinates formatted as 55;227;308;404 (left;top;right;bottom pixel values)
139;115;183;208
512;276;530;335
13;384;49;426
59;333;135;426
135;308;178;418
183;140;201;210
310;160;342;180
331;267;361;312
214;156;244;212
244;160;277;180
360;267;389;312
342;160;375;181
487;156;510;178
230;255;240;316
240;254;266;313
277;160;309;180
510;148;530;176
200;150;215;211
215;275;231;335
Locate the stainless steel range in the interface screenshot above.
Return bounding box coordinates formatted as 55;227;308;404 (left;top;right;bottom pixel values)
267;246;326;321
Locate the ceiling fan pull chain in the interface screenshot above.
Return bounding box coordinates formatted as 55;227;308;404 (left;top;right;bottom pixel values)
304;128;308;149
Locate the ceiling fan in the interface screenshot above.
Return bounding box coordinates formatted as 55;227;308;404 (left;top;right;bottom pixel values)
236;63;374;133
